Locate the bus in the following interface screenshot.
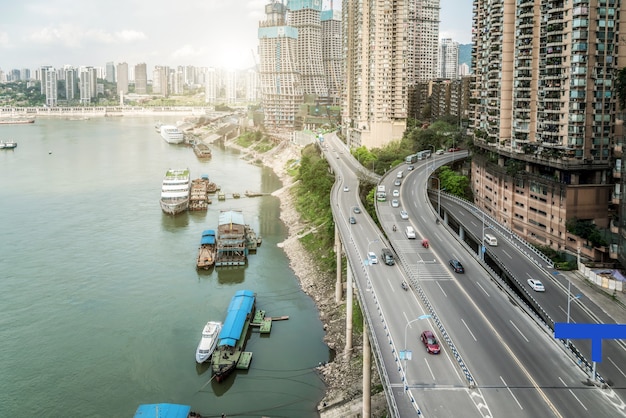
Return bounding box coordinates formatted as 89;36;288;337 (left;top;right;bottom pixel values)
417;150;432;160
376;185;386;202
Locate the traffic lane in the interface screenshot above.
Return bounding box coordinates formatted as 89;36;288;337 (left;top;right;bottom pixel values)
428;275;584;417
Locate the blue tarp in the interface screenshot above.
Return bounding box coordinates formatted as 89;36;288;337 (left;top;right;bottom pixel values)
218;290;255;347
134;403;191;418
202;229;215;237
200;235;216;245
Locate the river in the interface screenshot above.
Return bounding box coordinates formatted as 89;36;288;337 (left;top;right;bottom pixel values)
0;116;328;417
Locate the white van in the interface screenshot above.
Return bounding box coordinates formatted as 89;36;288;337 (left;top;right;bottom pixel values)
484;233;498;246
397;171;403;179
405;226;416;239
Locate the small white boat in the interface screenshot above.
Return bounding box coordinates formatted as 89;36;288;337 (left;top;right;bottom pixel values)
195;321;222;363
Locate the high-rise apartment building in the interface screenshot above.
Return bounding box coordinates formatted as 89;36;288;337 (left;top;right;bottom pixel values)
410;1;441;83
224;70;237;104
134;63;148;94
344;0;439;148
321;9;342;105
246;69;258;102
205;68;217;103
258;1;303;133
438;38;459;79
470;0;625;264
288;0;328;98
117;62;129;96
64;66;78;101
79;67;97;104
105;62;116;83
40;66;57;106
152;66;169;96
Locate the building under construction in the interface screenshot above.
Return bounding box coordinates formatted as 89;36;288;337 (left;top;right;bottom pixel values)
258;1;303;133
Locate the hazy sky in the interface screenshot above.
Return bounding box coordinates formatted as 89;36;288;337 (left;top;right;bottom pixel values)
0;0;472;72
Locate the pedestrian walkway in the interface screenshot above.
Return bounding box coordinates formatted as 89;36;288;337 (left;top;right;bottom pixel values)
559;270;626;324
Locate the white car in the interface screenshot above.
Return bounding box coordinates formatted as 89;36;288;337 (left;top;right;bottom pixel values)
527;279;545;292
367;252;378;264
400;210;409;220
343;186;349;192
436;149;444;155
393;189;400;197
391;199;399;208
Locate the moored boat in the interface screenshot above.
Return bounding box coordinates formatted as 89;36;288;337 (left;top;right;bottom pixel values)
134;403;199;418
160;125;184;144
211;289;256;382
0;118;35;125
195;320;222;363
160;168;191;215
0;140;17;149
196;229;217;269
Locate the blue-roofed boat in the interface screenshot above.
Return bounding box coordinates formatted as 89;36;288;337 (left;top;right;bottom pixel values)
196;229;216;269
133;403;194;418
211;289;256;382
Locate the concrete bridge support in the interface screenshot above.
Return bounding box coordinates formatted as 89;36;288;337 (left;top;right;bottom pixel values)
459;225;465;241
345;264;353;357
335;225;343;303
362;324;371;417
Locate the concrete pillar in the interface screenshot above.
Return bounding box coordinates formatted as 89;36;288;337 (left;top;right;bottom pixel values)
345;266;353;357
362;323;371;417
459;225;464;241
335;224;343;303
443;210;448;224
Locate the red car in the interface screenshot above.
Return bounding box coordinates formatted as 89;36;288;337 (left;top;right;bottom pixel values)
420;330;440;354
448;147;461;152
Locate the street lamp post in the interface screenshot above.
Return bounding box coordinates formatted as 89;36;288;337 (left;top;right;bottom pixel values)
428;145;436;172
566;280;583;346
402;314;432;390
431;177;441;219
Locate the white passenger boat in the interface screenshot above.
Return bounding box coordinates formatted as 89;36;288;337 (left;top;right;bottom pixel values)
195;321;222;363
160;125;184;144
160;168;191;215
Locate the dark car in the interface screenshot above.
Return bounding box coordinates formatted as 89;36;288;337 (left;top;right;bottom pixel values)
449;259;464;273
420;330;441;354
381;248;395;266
349;216;356;224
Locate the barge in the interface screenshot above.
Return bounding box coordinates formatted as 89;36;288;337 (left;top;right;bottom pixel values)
196;229;217;269
189;176;211;211
211;290;256;382
215;210;248;266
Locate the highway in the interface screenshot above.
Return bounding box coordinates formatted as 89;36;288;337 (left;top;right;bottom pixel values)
321;132;626;417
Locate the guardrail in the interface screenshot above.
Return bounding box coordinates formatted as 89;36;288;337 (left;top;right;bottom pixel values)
432;190;606;384
431;190;554;268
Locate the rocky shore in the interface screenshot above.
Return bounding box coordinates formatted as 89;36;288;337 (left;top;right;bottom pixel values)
212;133;386;416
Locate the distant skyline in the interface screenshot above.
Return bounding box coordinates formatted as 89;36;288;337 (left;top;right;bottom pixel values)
1;0;472;72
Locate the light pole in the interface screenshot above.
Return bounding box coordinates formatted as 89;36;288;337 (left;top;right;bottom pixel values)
431;177;441;219
428;144;436;172
402;314;432;389
566;280;583;346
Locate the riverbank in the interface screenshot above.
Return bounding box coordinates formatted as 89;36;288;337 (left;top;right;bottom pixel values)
208;131;387;416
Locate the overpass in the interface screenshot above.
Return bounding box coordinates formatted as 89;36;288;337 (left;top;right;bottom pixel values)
321;132;626;417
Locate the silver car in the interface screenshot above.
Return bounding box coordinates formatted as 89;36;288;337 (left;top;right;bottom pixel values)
400;210;409;220
391;199;399;208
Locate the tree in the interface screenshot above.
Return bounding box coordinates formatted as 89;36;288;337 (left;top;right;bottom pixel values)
616;67;626;109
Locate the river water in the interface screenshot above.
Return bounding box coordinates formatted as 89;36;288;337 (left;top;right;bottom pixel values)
0;117;328;417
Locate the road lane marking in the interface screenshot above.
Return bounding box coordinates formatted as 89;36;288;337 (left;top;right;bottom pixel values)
475;282;490;297
608;357;626;379
557;305;577;323
437;282;448;297
502;249;513;259
500;376;523;410
470;221;478;228
509;320;529;343
461;318;477;341
424;358;436;380
558;377;587;411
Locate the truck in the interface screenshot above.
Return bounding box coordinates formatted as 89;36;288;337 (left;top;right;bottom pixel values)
376;185;386;202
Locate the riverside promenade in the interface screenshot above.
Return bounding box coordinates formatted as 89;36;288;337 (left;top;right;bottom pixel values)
0;105;218;118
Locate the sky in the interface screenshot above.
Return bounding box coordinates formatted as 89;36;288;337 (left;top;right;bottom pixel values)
0;0;472;72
